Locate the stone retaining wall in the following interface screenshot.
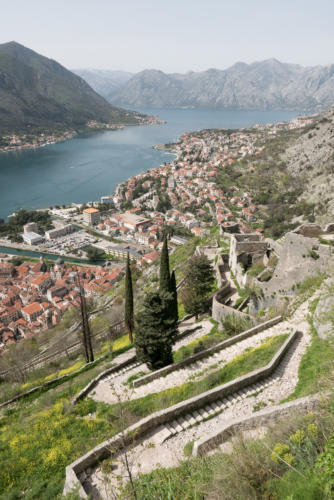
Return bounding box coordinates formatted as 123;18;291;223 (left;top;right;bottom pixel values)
133;316;282;388
63;328;295;497
212;287;250;323
193;394;321;456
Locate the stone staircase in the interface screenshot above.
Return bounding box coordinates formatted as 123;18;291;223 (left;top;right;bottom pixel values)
104;361;142;381
152;338;295;445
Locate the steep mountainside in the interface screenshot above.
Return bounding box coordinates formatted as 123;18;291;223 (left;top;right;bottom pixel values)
109;59;334;110
0;42;143;135
283;108;334;220
72;69;133;98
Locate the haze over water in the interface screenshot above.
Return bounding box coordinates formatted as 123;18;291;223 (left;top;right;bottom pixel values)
0;108;303;219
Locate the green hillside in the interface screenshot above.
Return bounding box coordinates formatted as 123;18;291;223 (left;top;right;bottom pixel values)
0;41;144;135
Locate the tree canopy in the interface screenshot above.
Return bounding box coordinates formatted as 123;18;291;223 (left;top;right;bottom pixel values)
159;235;171;294
180;253;215;318
135;290;178;370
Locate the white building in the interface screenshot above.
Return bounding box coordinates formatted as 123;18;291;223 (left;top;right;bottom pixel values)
22;232;44;245
45;224;75;240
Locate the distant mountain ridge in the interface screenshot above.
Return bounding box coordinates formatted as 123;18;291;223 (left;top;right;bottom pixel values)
71;69;133;99
0;42;142;135
106;59;334;110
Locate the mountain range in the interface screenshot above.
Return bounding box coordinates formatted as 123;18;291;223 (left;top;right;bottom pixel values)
92;59;334;110
0;42;142;135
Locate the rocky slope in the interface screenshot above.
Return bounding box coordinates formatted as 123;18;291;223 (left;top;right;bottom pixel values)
109;59;334;110
0;42;143;135
283;108;334;220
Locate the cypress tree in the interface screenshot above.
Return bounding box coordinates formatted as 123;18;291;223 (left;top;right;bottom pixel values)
159;234;171;293
135;290;178;370
170;270;178;323
124;253;134;343
180;254;215;319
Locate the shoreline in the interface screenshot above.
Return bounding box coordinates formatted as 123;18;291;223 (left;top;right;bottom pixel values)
0;116;165;154
0;130;78;154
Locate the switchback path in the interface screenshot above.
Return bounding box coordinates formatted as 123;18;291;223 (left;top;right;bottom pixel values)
87;296;314;499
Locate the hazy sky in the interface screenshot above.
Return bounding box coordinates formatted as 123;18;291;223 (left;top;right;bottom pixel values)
1;0;333;72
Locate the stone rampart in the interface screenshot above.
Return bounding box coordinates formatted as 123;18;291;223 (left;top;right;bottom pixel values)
212;287;250;323
229;233;268;287
215;253;229;288
252;232;334;313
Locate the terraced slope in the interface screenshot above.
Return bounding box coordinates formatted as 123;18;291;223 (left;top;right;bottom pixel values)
63;293;315;498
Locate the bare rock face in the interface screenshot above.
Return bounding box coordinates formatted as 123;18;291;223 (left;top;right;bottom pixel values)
109;59;334;111
293;224;322;237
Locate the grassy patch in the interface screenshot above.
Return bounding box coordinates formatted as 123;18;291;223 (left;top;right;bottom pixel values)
283;317;334;401
295;274;326;296
184;440;194;457
247;263;265;277
124;371;147;387
0;340;133;405
173;322;227;363
0;378;121;499
170;237;199;279
122;454;221;500
178;300;186;319
287;274;327;317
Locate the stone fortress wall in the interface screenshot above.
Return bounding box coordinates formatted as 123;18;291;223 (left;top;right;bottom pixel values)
229;233;269;288
251;224;334;313
210;222;334;320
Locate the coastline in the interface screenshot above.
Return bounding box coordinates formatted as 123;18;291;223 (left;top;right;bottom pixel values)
0;130;78;154
0;116;165;154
